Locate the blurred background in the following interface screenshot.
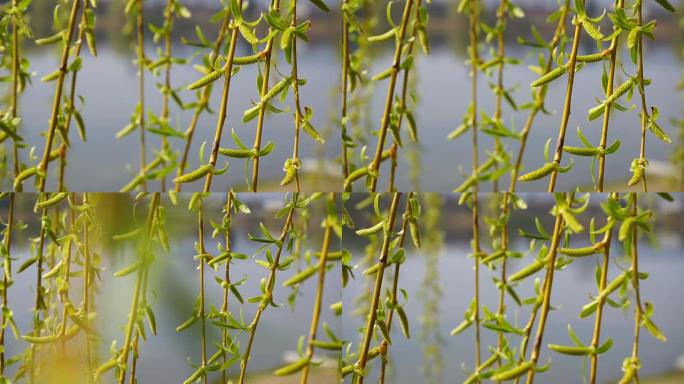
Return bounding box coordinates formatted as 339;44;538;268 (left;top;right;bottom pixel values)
4;0;683;191
343;193;684;384
2;193;341;383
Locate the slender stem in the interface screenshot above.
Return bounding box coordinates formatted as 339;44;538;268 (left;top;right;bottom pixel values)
127;264;150;384
491;0;507;192
525;195;567;384
250;0;283;192
512;249;558;384
496;193;510;361
341;0;351;182
635;2;649;192
0;194;15;374
387;0;422;192
469;0;480;195
30;203;50;383
509;1;570;192
300;193;335;384
58;0;89;192
547;10;584;192
127;313;141;384
354;192;402;384
468;0;482;369
83;193;93;381
10;0;22;189
175;18;230;192
36;0;81;192
471;195;483;373
289;0;303;193
238;193;299;383
117;193;160;384
197;199;208;384
512;279;544;384
136;0;147;192
156;0;174;192
588;202;615;384
386;151;397;189
367;0;415;192
379;192;412;383
201;7;242;193
597;1;624;191
220;191;234;384
628;193;643;381
58;194;75;352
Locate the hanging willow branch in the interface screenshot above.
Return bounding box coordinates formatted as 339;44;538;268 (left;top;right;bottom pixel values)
352;192;401;383
238;193;300;383
34;0;81;192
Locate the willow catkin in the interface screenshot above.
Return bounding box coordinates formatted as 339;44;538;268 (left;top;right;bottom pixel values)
367;28;396;42
598;271;628;298
173;163;213;184
274;357;310;376
648;121;672;144
42;261;63;279
362;262;380;275
187;69;223;90
35;31;64;45
13;167;38;189
34;192;69;210
372;67;393;81
282;265;317;287
558;242;605;256
280;159;298;186
548;344;593;356
509;257;547;282
581;19;604;40
518;162;557;182
310;339;343;350
218;147;254;158
531;65;567;87
490;361;535;381
303;121;324;143
355;221;384;237
85;11;97;55
563;146;601;156
605;78;634;105
409;220;420;248
113;260;143;277
341;364;355;377
576;51;608;63
237;23;258;44
628;159;645;186
233;52;265;65
396;306;410;338
343;166;369;190
261;77;292;105
627;28;638;50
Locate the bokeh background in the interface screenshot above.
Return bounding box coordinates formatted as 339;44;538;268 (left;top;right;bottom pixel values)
2;193;341;383
5;0;683;191
343;193;684;383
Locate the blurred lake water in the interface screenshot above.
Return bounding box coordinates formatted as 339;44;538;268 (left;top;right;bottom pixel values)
342;193;684;383
4;195;341;382
9;3;683;191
